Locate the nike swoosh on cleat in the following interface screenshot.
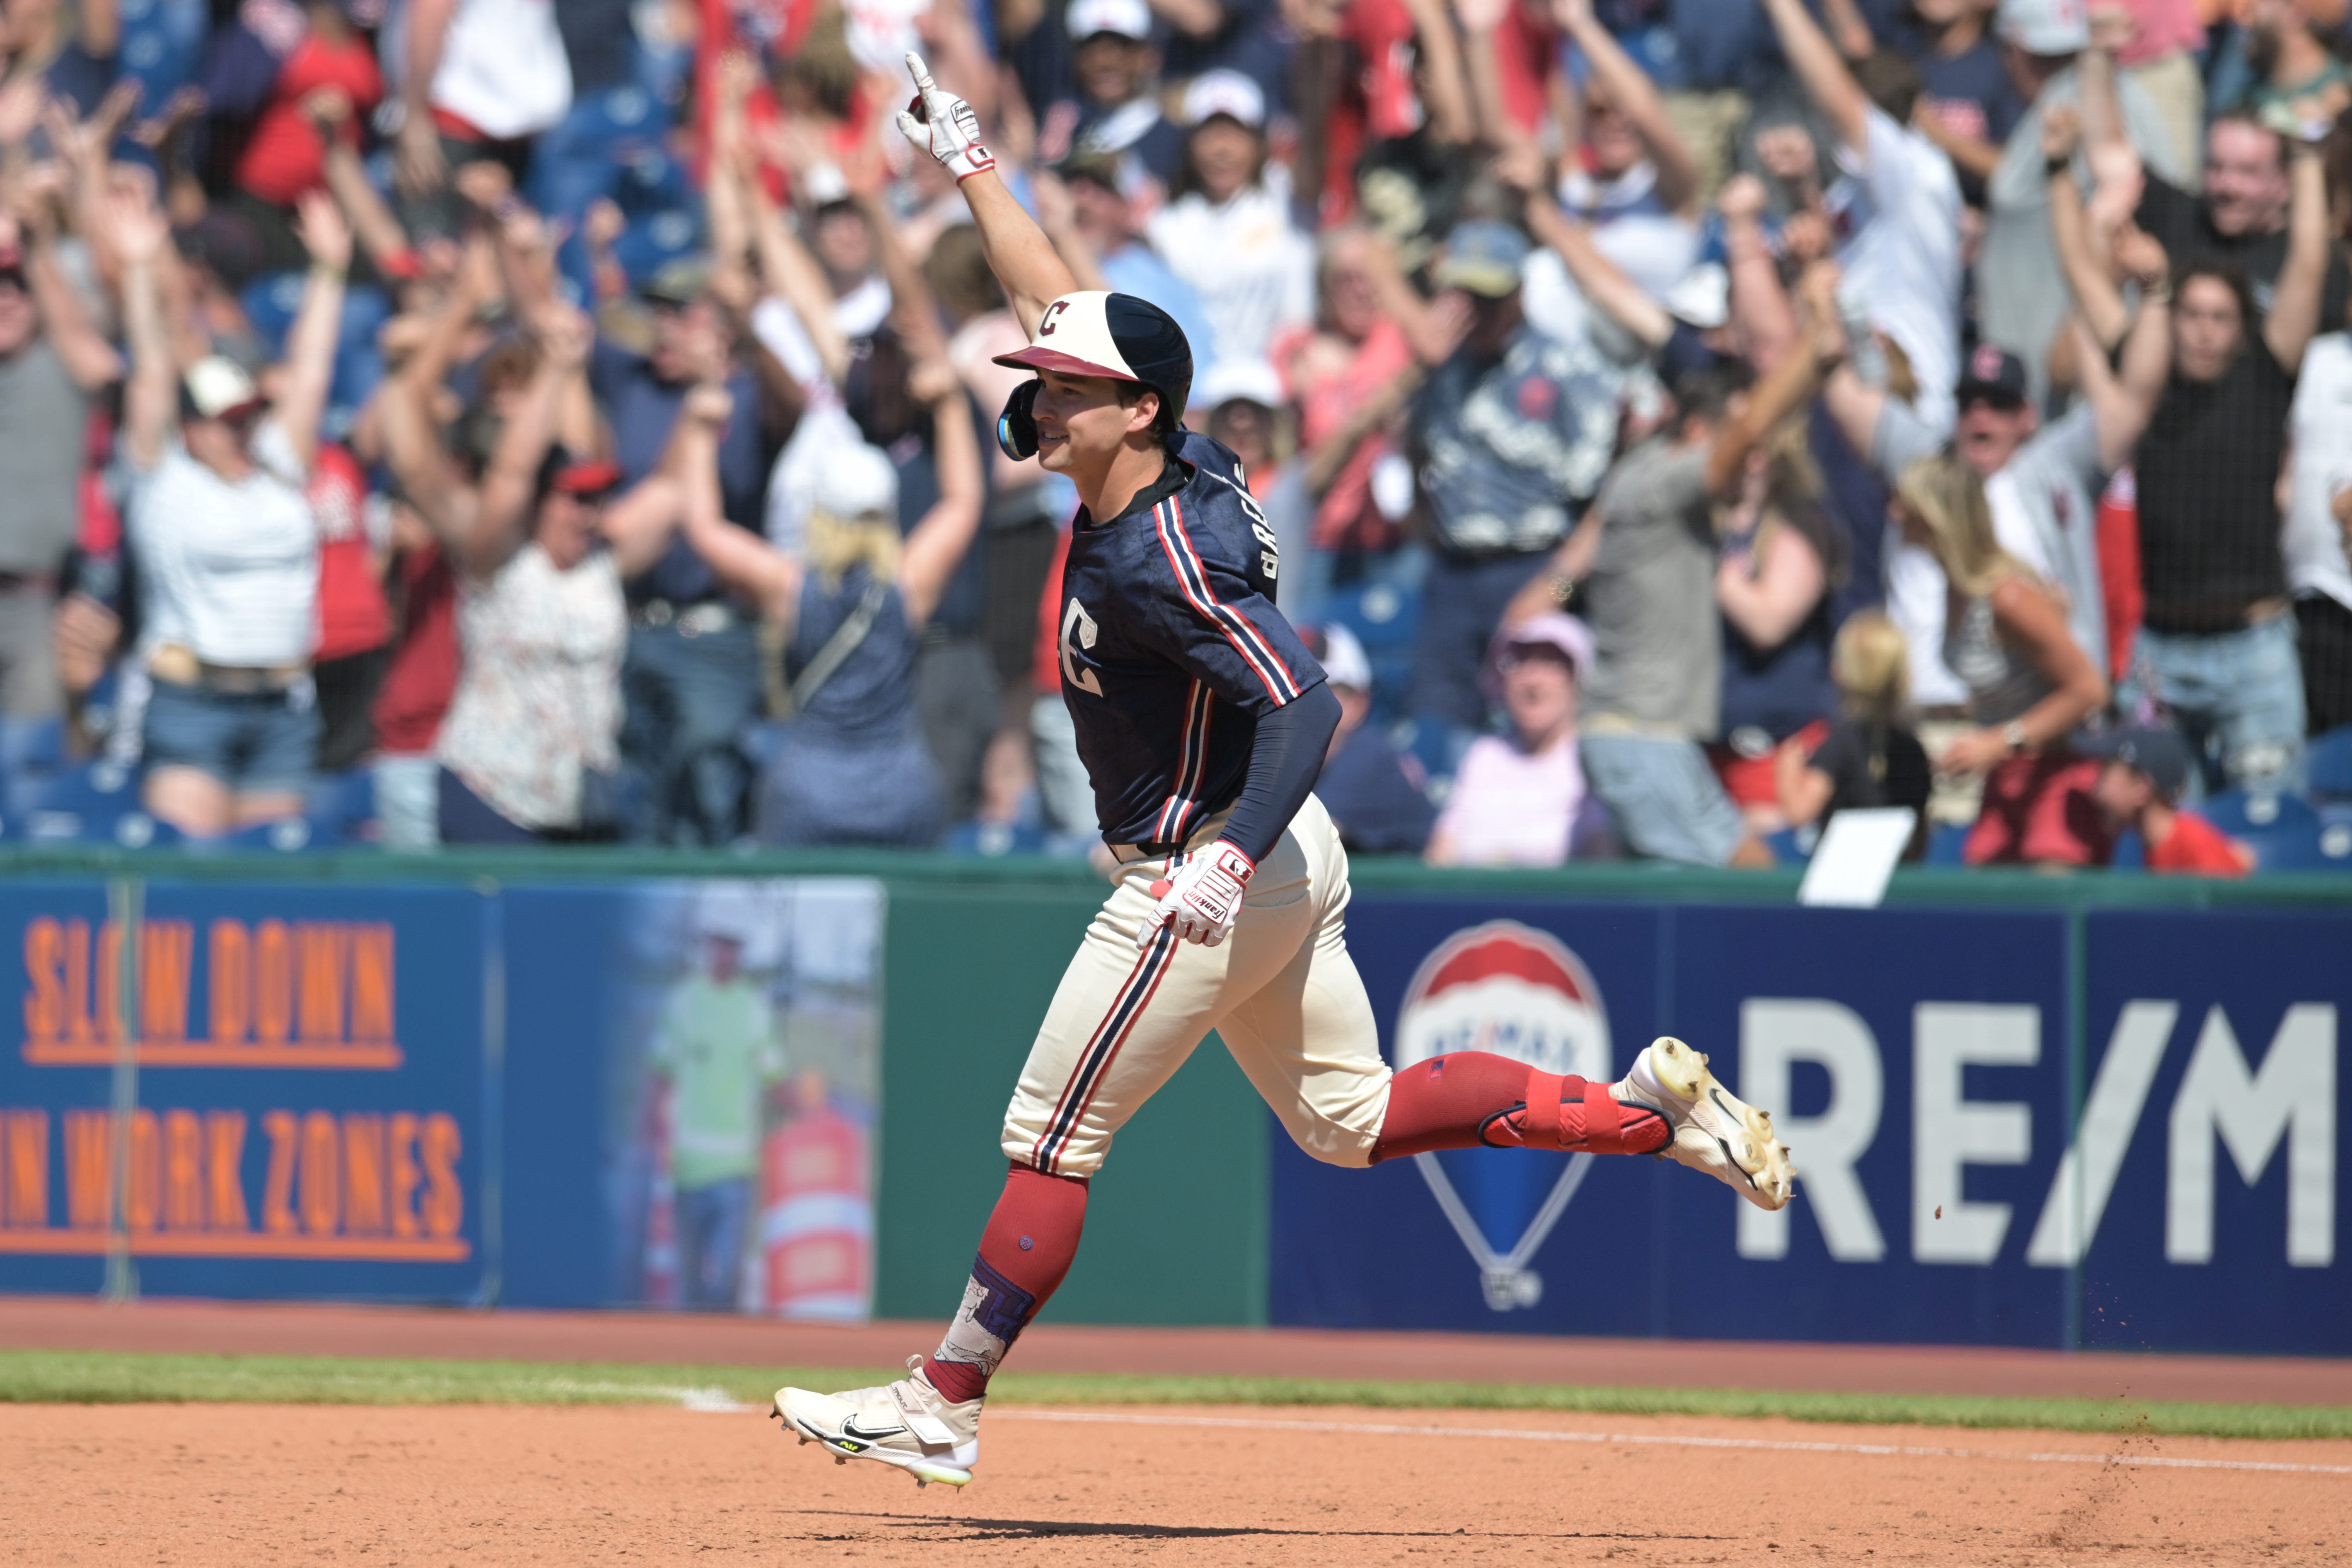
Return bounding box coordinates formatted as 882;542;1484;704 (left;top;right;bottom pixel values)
840;1417;907;1442
1708;1087;1739;1119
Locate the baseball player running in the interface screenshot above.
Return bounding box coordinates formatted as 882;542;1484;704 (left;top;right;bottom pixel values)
775;54;1796;1489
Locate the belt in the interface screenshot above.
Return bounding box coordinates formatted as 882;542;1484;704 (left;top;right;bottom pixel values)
0;571;57;593
634;600;736;636
1580;713;1692;741
149;644;305;693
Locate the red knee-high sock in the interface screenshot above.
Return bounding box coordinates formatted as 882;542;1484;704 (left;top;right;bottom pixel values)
922;1162;1088;1403
1369;1051;1669;1163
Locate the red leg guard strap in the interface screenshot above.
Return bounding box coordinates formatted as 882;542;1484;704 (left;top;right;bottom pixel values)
1522;1071;1566;1148
1581;1079;1627;1154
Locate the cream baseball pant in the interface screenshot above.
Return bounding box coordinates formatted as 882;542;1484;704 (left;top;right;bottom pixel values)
1003;794;1393;1178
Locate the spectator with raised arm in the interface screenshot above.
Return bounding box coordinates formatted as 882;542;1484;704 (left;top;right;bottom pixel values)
1541;0;1705;300
668;365;984;847
1974;0;2187;401
114;186;345;838
383;0;571;221
379;304;683;842
1403;218;1625;741
0;175;120;787
1529;266;1851;868
1761;0;1963;432
1144;71;1313;377
2125;126;2332;795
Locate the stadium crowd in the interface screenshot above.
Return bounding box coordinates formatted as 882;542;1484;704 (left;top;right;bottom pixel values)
2;0;2351;870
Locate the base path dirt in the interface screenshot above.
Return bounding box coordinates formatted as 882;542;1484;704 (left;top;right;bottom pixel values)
9;1295;2352;1406
4;1401;2346;1566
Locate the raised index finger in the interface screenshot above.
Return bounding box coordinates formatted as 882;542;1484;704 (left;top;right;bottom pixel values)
904;51;935;92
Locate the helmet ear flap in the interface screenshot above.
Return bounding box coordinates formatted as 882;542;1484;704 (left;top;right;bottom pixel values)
996;380;1041;461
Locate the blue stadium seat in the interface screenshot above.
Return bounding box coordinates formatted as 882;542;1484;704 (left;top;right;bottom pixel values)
2318;805;2352;867
1925;822;1970;865
116;0;206;107
1322;578;1420;722
2199;789;2321;872
2108;828;2145;870
2308;725;2352;803
306;769;381;844
7;760;175;848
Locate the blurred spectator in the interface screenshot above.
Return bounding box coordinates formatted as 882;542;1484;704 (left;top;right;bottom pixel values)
1541;0;1703;296
673;372;983;846
0;0;120;117
596;257;802;844
1777;609;1934;858
1036;157;1213;358
1880;0;2028;206
1426;612;1606;866
1763;0;1963;431
1272;229;1420;607
1145;70;1312;375
2127;137;2328;794
2084;720;2256;871
1892;452;2111;865
380;305;682;842
2102;0;2206;171
1976;0;2185;402
305;433;391;772
1532;283;1843;868
1302;622;1435;855
2239;0;2352;125
2118;107;2352;340
1405;219;1621;734
115;188;347;838
383;0;573;222
1035;0;1184;191
201;0;383;271
2286;321;2352;734
1711;439;1844;833
0;199;119;784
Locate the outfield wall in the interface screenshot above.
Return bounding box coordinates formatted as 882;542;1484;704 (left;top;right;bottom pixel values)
0;850;2345;1355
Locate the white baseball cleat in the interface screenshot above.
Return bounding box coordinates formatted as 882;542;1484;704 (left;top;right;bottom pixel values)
1613;1036;1795;1211
773;1357;981;1489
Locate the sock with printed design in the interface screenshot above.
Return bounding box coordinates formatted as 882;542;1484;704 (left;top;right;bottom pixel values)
1369;1050;1669;1163
921;1161;1088;1403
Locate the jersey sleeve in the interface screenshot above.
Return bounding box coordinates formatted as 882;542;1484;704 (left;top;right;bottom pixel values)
1142;482;1326;716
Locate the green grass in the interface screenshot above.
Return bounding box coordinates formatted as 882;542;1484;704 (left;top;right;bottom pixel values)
2;1349;2347;1442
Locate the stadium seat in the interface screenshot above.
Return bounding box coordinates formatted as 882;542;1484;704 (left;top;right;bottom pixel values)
1322;578;1420;724
2200;789;2321;872
2318;805;2352;866
7;759;175;848
2108;829;2145;870
1925;822;1970;865
116;0;207;109
306;770;381;845
2308;725;2352;803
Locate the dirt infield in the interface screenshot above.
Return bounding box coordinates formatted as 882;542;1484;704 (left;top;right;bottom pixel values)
10;1295;2352;1406
4;1399;2346;1565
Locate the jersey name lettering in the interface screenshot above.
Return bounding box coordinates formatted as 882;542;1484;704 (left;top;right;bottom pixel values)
1061;597;1105;696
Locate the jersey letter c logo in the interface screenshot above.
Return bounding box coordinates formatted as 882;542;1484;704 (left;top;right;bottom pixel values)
1060;597;1105;697
1038;300;1071;337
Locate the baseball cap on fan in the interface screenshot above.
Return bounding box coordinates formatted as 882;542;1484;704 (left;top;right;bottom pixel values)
1435;220;1532;298
182;355;265;422
1997;0;2087;54
993;289;1195;423
1182;70;1265;129
816;441;901;522
1955;342;2030;407
1067;0;1152;40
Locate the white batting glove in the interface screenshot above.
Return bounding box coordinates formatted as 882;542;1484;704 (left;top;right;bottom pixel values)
1141;842;1255;949
897;51;996;184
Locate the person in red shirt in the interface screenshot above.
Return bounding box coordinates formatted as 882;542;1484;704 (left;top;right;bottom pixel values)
2086;724;2256;876
234;1;384;209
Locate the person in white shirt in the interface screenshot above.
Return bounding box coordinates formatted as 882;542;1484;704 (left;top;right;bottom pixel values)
379;303;689;842
1762;0;1965;434
2286;332;2352;735
383;0;573;200
111;187;348;839
1143;70;1313;375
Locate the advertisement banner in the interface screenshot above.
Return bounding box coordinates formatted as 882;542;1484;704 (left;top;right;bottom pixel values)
501;879;884;1318
1269;899;2078;1345
0;881;489;1302
1272;899;1675;1337
2074;911;2351;1355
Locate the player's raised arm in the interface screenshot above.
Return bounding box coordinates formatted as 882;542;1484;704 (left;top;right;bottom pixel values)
897;52;1076;335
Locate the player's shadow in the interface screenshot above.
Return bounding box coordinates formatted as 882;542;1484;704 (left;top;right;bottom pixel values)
794;1511;1725;1542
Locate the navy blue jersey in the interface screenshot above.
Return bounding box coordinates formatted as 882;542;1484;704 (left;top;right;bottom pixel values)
1057;434;1327;847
